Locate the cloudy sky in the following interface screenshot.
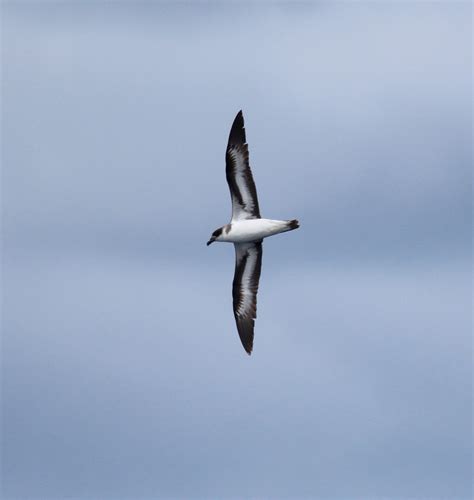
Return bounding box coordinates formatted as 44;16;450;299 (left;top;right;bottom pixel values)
2;2;472;499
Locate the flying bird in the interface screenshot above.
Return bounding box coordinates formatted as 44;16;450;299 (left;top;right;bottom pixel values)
207;110;299;354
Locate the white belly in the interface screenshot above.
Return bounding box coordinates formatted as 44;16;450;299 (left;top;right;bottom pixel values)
222;219;290;243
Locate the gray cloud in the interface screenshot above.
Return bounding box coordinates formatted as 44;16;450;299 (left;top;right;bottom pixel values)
2;2;472;499
3;257;471;498
3;1;471;262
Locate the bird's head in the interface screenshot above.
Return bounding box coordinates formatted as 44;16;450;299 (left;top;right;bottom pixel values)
207;227;224;246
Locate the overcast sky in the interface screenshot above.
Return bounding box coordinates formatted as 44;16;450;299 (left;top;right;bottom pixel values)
2;2;472;499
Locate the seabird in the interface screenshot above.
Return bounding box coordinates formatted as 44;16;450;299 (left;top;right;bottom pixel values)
207;110;299;354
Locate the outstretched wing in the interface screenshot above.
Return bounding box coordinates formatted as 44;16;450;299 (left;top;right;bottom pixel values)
226;111;261;221
232;241;263;354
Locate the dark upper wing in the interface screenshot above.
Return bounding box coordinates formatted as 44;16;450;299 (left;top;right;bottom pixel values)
226;111;261;221
232;241;263;355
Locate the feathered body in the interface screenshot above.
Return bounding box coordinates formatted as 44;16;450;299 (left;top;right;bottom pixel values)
216;218;299;244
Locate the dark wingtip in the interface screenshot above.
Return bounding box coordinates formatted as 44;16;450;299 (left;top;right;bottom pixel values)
228;110;246;145
241;333;253;355
236;319;254;355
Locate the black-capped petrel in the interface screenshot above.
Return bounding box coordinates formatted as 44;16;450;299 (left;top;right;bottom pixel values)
207;110;299;355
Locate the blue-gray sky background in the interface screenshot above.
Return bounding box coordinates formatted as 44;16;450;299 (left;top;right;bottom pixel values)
2;2;472;498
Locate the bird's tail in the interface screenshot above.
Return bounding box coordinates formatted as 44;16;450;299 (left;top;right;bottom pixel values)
286;219;300;231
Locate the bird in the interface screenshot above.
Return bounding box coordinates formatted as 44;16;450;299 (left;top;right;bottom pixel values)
207;110;299;355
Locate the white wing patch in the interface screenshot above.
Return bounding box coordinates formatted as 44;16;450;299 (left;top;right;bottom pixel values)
226;111;261;221
232;242;263;354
